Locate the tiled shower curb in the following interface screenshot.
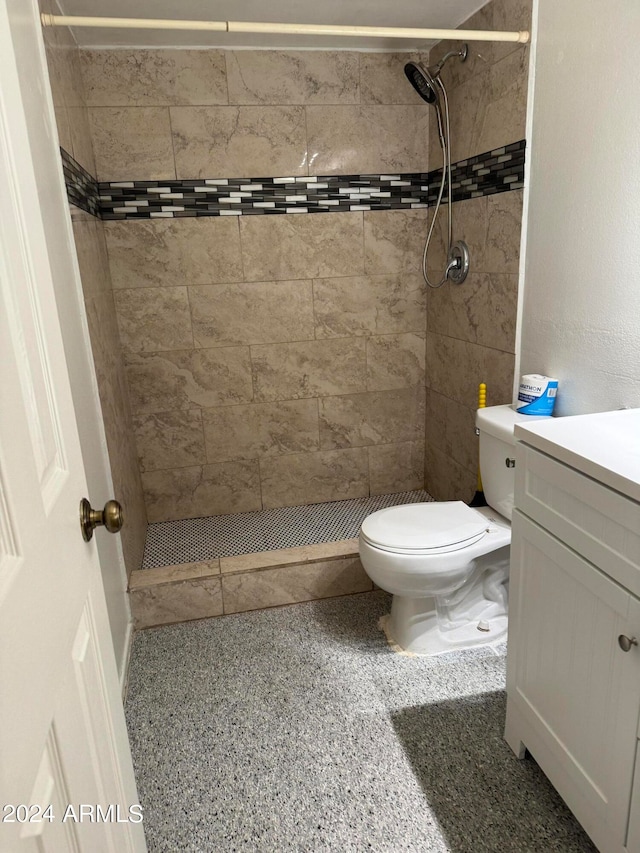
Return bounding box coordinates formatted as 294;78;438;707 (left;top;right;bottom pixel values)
128;538;371;629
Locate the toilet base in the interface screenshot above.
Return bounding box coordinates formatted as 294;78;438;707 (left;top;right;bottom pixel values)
385;554;509;655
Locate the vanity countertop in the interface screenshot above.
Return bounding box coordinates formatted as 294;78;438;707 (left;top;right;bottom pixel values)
514;407;640;503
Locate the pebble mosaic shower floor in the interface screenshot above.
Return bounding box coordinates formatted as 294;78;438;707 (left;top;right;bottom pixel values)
142;489;434;569
125;590;598;852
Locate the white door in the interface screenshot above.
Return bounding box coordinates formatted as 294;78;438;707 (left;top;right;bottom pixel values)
0;2;146;851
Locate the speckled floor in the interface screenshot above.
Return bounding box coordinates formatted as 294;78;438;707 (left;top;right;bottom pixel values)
125;591;598;853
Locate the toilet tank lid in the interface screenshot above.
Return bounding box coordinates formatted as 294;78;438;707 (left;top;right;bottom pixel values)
476;404;545;444
360;501;489;551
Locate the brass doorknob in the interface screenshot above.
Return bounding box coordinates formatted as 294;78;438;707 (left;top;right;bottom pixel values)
618;635;638;653
80;498;124;542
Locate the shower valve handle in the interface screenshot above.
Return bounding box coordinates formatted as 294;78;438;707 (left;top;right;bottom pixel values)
447;241;470;285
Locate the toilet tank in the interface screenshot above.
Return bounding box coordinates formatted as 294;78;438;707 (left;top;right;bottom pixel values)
476;404;542;521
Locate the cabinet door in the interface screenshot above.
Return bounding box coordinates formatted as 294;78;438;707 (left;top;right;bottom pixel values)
508;511;640;849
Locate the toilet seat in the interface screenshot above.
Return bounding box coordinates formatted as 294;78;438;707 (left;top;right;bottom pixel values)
360;501;489;555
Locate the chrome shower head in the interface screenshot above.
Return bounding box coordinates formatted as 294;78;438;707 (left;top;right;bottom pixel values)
403;45;469;105
404;60;439;105
404;60;446;146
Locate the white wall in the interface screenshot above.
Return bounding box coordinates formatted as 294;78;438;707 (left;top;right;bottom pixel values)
518;0;640;416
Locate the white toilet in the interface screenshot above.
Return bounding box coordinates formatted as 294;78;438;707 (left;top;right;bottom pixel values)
359;404;530;656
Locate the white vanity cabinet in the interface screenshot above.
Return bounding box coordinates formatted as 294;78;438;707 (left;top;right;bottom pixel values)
504;409;640;853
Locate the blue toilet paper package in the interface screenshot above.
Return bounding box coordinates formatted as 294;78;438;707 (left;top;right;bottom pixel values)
516;374;558;416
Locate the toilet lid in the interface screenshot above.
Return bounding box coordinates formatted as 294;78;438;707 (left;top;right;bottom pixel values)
360;501;489;553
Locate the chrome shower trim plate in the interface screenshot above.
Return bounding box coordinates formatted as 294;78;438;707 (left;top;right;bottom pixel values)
447;240;470;285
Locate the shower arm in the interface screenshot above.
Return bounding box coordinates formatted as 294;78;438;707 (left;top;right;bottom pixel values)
39;14;530;44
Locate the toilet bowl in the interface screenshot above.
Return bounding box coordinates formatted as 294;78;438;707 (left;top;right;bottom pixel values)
359;404;534;655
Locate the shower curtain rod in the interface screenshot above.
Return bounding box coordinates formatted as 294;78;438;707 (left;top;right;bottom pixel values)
39;14;530;44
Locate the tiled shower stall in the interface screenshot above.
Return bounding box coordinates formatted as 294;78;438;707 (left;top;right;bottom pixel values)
41;0;530;627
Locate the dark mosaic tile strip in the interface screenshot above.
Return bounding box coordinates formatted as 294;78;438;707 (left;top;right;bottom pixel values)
62;141;525;220
427;139;526;205
98;175;430;219
61;148;100;218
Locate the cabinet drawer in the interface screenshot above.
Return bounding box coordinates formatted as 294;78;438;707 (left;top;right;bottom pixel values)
515;443;640;596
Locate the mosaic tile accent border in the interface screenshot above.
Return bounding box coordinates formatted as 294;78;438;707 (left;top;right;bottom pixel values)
61;147;100;217
99;174;430;220
429;139;525;204
62;140;525;221
142;489;434;569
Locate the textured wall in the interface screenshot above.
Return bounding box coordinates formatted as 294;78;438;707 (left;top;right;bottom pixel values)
424;0;531;501
519;0;640;415
80;49;432;521
41;3;147;574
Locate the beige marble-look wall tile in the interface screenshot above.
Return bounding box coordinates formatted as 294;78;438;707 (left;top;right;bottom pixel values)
202;399;319;462
40;3;96;172
429;0;531;94
190;281;315;348
240;212;364;282
366;333;426;391
492;0;533;63
484;190;524;273
260;448;369;509
130;576;223;629
251;338;367;402
114;287;193;353
424;442;477;503
80;49;228;106
483;347;517;405
68;105;96;176
72;216;111;299
53;104;73;158
226;51;359;105
424;388;449;456
306;106;428;174
45;13;86;110
319;387;425;450
88;107;175;181
423;206;448;276
433;191;522;277
364;210;429;274
171;106;307;178
423;0;529;507
104;217;243;289
446;47;528;164
427;272;518;354
426;334;486;408
142;461;262;522
222;556;372;615
426;333;515;408
84;291;148;574
429;7;493;91
360;52;429;104
480;46;529;154
313;273;426;339
425;389;479;474
125;348;253;414
369;441;425;495
133;409;206;472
